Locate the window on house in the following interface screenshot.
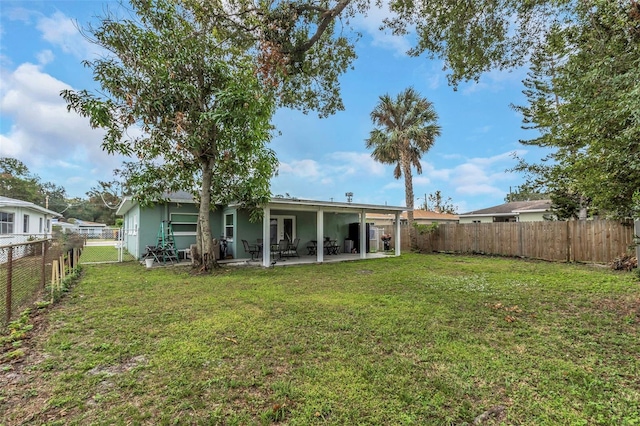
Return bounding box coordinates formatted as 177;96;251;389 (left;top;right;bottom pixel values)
39;217;43;233
23;215;30;233
224;214;234;241
169;213;198;235
0;212;14;234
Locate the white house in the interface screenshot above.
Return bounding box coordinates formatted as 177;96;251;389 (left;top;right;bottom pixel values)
458;200;554;223
0;196;62;246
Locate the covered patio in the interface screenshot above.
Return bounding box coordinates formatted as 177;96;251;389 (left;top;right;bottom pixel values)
245;198;405;267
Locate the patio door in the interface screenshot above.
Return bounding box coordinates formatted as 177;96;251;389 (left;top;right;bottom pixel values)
270;215;296;244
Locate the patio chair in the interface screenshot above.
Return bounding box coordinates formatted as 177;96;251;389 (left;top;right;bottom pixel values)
284;237;300;258
306;240;317;255
272;239;289;260
143;245;162;263
242;239;260;261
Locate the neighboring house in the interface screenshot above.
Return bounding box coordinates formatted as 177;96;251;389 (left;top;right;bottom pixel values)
116;192;405;267
367;209;459;226
0;195;62;246
52;218;113;238
51;218;79;233
458;200;554;223
75;219;111;238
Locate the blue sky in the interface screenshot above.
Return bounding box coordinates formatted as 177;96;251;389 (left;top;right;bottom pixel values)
0;1;547;213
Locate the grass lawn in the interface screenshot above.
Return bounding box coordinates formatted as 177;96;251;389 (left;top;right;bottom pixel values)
1;253;639;425
79;245;137;263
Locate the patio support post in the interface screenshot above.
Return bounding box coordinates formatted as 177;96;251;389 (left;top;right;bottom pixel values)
395;212;401;256
317;209;324;263
360;209;366;259
262;206;271;267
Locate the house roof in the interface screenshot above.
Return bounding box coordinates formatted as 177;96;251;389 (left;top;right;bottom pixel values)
0;196;62;217
264;197;406;214
459;200;552;217
117;193;406;216
116;191;197;216
406;210;459;220
367;210;459;221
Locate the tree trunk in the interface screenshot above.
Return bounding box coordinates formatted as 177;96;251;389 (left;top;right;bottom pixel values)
401;154;417;250
196;160;216;271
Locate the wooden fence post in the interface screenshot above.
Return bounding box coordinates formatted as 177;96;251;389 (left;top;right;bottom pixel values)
40;241;47;290
635;220;640;261
566;221;571;263
5;246;13;325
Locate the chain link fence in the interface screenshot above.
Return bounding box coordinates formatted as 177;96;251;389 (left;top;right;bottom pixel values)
1;229;136;327
78;228;136;264
0;239;60;326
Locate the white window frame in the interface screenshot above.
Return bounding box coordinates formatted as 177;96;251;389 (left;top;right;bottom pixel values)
23;214;30;233
170;212;198;236
224;213;234;242
0;212;14;234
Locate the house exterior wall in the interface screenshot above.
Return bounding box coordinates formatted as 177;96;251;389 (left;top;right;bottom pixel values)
458;216;495;224
123;204;141;258
236;208;261;259
460;212;552;223
518;211;549;222
0;205;53;246
123;202;224;259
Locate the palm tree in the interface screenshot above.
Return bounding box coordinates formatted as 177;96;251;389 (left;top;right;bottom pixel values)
366;87;441;249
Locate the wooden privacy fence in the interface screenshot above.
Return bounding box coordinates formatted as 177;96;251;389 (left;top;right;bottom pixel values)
381;220;637;263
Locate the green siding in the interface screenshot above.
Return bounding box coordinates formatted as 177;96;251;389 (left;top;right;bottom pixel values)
125;202;223;259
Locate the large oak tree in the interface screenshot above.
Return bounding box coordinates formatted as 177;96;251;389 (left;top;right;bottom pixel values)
63;0;278;270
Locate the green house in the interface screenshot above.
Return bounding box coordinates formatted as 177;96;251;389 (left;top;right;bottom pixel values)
116;192;405;267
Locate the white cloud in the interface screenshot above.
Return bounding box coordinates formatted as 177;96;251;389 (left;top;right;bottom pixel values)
413;61;446;90
36;11;101;60
278;159;322;179
0;62;127;197
36;49;55;65
382;180;403;191
461;65;528;95
4;6;37;23
447;151;523;199
456;183;503;196
325;151;387;177
351;3;411;56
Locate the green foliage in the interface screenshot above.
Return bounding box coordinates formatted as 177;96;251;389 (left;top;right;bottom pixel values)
413;221;438;235
513;1;640;218
1;309;33;356
632;191;640;220
61;0;279;270
505;185;549;203
0;157;66;209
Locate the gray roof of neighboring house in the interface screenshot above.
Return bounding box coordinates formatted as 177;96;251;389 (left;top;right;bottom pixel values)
459;200;552;217
0;196;62;217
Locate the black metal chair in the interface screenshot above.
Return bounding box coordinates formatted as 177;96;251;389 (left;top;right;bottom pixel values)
271;239;289;260
242;239;260;261
283;237;300;258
